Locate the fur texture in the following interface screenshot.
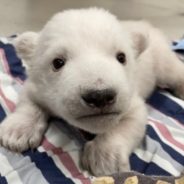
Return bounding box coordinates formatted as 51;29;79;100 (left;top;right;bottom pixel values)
0;8;184;176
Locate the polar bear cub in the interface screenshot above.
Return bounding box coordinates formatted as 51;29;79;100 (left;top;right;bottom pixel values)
0;8;184;176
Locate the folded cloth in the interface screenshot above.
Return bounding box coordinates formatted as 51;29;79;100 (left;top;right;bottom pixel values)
172;38;184;61
172;38;184;52
0;37;183;184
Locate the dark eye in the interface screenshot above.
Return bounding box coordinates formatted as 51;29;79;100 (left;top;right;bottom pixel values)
116;52;126;64
52;58;65;71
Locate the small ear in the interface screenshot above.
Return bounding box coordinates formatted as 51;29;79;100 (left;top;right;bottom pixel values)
132;32;148;57
13;32;38;61
122;21;150;57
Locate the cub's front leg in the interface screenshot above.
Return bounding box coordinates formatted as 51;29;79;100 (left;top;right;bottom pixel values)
0;86;48;152
81;96;147;176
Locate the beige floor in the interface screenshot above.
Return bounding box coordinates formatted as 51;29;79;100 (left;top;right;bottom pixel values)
0;0;184;40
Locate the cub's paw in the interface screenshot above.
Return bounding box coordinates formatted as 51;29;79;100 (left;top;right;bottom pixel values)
0;114;47;152
81;140;130;176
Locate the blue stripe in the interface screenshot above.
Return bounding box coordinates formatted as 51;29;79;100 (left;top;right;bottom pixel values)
0;104;7;123
23;150;74;184
0;42;27;81
147;125;184;166
0;176;8;184
130;153;148;172
130;153;171;176
147;91;184;125
130;123;184;175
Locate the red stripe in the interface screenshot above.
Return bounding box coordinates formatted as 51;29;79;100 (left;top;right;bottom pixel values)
0;49;10;74
14;77;24;85
0;48;24;85
149;119;184;150
42;137;91;184
0;48;23;112
147;104;184;128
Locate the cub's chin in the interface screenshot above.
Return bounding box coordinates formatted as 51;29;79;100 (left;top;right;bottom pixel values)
72;112;121;134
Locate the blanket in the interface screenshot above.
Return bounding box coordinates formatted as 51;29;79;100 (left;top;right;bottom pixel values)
0;37;183;184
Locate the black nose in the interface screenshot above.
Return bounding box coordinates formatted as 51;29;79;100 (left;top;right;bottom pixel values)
82;89;116;108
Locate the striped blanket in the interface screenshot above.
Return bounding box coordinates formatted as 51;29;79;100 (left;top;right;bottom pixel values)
0;38;183;184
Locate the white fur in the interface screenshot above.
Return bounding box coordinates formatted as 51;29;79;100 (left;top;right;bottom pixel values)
0;8;184;176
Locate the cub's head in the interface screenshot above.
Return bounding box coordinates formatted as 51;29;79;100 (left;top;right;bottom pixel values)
14;8;147;133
